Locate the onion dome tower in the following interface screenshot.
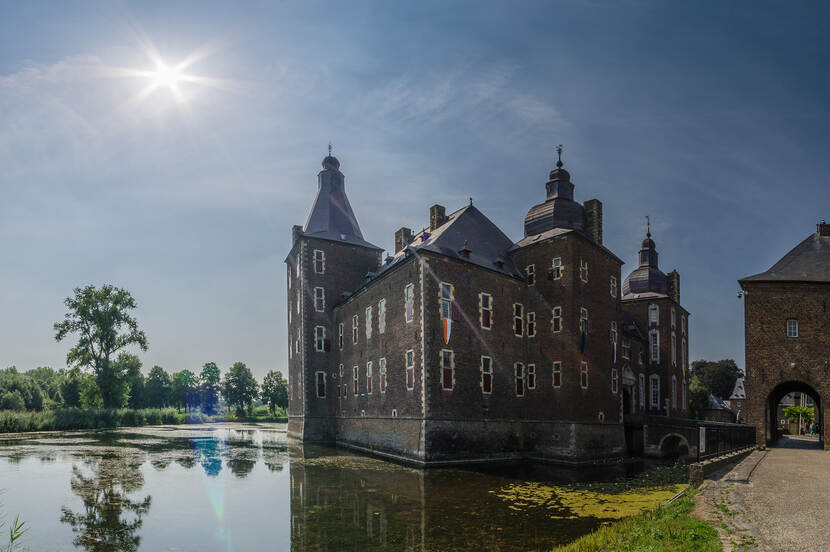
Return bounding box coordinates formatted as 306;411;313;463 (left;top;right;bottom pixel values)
524;146;587;236
622;222;669;296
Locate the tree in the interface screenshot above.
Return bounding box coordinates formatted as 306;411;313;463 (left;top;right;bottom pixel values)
171;370;199;411
113;353;145;410
199;362;221;414
0;389;25;411
261;370;288;415
54;285;148;409
783;405;814;425
690;359;742;400
688;375;710;418
222;362;258;415
144;366;171;408
60;369;82;408
0;367;44;411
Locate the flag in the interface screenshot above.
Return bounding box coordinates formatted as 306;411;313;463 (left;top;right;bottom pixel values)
442;318;452;344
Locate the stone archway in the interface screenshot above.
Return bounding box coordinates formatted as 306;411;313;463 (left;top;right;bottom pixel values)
765;381;822;447
658;433;690;459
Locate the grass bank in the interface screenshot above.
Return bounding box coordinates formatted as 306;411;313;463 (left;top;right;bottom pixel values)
0;407;287;433
552;493;721;552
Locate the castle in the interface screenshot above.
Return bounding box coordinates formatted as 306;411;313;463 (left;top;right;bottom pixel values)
286;150;690;465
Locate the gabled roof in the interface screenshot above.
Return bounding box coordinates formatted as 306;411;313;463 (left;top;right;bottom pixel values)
391;204;522;279
510;226;624;264
706;394;731;411
740;232;830;284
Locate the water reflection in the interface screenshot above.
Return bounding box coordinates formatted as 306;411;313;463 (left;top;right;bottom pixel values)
60;452;152;552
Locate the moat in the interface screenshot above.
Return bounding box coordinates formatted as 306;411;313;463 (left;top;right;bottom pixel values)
0;423;686;551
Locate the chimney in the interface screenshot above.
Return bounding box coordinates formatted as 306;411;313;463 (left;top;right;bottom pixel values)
584;199;603;245
292;225;303;245
394;227;413;254
667;270;680;303
818;220;829;237
430;204;446;231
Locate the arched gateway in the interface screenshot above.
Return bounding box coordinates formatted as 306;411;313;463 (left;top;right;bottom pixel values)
739;222;830;448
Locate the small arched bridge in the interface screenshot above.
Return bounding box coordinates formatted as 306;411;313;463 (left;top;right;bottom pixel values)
641;415;755;461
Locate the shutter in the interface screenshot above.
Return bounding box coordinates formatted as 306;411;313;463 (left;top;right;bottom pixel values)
547;268;554;280
452;301;462;321
324;339;331;352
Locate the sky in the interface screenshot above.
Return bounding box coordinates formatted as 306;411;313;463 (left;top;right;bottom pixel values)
1;1;828;379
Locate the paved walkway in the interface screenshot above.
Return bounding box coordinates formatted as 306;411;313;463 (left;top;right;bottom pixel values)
699;436;829;551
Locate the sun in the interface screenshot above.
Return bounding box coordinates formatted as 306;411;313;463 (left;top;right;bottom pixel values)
150;61;184;90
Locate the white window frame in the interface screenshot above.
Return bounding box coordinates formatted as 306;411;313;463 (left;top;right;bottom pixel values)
366;361;373;395
405;283;414;323
296;254;300;277
650;374;660;408
682;315;687;336
650;329;659;362
378;299;386;334
610;275;617;298
338;323;344;350
787;319;798;338
365;306;373;340
440;282;453;320
515;362;525;397
315;371;326;398
513;303;524;337
552;257;562;280
297;290;301;314
287;266;291;289
481;355;493;394
379;357;387;393
552;306;562;334
648;304;659;326
405;349;415;391
671;307;676;329
671;331;677;366
622;337;631;360
313;249;325;274
611;368;618;394
314;287;325;312
526;264;535;285
479;293;493;330
580;361;589;389
579;307;589;333
353;366;359;395
552;361;562;388
527;312;536;337
440;349;455;391
579;259;589;283
527;364;536;389
314;326;326;352
352;314;359;344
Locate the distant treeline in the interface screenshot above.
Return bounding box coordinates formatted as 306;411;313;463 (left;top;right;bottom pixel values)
0;359;288;418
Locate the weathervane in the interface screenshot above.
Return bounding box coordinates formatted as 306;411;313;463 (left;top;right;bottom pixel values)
646;215;651;238
556;144;563;169
328;142;332;157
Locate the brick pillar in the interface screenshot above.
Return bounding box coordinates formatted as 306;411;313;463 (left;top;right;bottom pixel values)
584;199;603;245
395;227;413;253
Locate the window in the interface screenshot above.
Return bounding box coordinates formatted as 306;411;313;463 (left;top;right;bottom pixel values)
671;307;676;329
527;364;536;389
610;321;618;360
366;361;373;394
405;284;414;323
787;319;798;338
580;361;589;389
295;333;300;354
480;293;493;329
671;375;677;409
648;304;659;326
378;299;386;334
682;338;687;369
552;306;562;333
622;337;631;360
297;290;301;314
481;356;493;394
379;358;387;393
353;366;359;395
639;373;646;409
352;315;359;344
315;326;325;352
551;257;562;280
515;363;525;396
638;349;644;366
682;379;687;410
296;254;300;277
650;374;660;408
313;249;325;274
611;369;618;394
598;412;605;423
314;287;325;311
287;266;291;289
406;350;415;390
440;283;453;320
527;312;536;337
650;330;659;362
513;303;524;336
579;259;588;283
552;362;562;388
610;275;617;298
441;349;454;390
671;332;677;366
579;307;589;333
316;371;326;398
682;315;687;335
338;323;344;350
526;264;535;285
365;306;373;339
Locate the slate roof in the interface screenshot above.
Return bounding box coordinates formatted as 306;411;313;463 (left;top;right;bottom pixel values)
302;157;382;251
705;394;732;411
389;204;523;279
621;310;646;341
729;378;746;401
740;232;830;284
510;227;624;264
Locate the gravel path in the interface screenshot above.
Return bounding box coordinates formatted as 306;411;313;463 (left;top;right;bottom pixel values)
699;435;828;551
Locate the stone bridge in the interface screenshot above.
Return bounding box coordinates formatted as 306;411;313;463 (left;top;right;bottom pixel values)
637;414;755;460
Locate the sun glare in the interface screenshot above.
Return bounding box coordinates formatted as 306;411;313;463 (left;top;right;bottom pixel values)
151;62;183;90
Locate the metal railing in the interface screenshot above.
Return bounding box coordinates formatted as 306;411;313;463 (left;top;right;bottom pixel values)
695;420;756;461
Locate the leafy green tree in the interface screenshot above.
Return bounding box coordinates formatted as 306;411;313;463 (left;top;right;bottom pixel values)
26;366;64;406
222;362;258;415
690;359;742;400
171;370;199;411
0;389;25;411
0;367;44;411
79;374;102;408
54;285;148;409
199;362;221;414
261;370;288;415
688;375;710;418
115;354;146;410
783;405;815;425
60;369;83;408
144;366;171;408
